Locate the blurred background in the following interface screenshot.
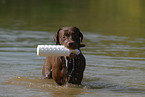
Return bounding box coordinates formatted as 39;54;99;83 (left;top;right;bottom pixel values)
0;0;145;97
0;0;145;37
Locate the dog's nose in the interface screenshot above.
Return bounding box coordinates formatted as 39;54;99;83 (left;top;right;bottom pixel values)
67;42;74;48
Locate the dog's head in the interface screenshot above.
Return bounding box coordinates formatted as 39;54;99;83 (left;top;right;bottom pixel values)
54;27;85;49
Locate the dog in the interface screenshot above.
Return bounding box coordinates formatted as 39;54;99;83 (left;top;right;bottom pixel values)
42;27;86;85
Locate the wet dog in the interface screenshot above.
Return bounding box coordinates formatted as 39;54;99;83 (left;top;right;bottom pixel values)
42;27;86;85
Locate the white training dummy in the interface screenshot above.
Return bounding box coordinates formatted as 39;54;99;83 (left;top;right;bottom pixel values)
37;45;80;56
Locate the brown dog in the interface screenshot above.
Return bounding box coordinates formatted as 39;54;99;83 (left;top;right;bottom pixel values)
42;27;86;85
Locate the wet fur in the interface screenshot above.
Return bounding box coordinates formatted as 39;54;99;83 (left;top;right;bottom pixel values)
42;27;86;85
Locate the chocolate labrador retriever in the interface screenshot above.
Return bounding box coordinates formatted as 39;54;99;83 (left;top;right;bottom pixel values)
42;27;86;85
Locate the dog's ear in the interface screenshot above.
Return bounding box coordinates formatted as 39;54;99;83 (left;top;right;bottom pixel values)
74;27;85;47
79;32;86;47
74;27;83;42
54;28;61;45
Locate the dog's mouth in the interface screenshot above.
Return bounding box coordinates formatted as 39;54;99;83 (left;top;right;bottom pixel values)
64;43;80;58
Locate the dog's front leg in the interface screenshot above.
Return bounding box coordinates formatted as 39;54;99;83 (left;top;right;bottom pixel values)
42;56;52;79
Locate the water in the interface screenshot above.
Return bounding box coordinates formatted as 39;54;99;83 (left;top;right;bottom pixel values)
0;0;145;97
0;29;145;97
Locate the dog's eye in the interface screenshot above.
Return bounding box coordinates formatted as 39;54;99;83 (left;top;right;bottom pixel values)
63;34;69;38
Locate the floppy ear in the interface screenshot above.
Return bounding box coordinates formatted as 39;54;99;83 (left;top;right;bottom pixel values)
79;32;84;42
74;27;83;42
54;28;61;45
74;27;85;47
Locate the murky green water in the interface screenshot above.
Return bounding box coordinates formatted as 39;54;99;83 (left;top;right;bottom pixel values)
0;0;145;97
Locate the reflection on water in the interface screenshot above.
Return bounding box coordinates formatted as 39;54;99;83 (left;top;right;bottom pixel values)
0;0;145;97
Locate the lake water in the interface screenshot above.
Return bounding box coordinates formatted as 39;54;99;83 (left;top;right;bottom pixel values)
0;0;145;97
